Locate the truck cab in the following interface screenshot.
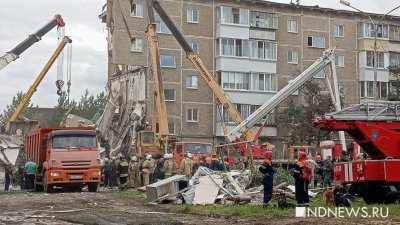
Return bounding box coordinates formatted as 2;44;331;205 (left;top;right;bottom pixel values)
173;142;214;166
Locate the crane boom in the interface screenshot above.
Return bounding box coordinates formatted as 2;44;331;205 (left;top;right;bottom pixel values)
6;36;72;132
226;47;337;142
152;0;255;141
0;15;65;71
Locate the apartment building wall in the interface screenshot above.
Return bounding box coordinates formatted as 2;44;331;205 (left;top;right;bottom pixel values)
103;0;400;149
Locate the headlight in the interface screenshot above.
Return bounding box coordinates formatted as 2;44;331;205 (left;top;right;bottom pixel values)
50;172;60;176
92;171;101;175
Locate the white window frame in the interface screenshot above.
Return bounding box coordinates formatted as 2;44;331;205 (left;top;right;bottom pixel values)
366;51;385;68
190;42;198;54
251;73;277;91
220;6;249;25
164;89;176;101
187;108;198;122
287;50;298;64
156;21;172;34
379;82;388;99
160;55;176;68
360;81;374;98
130;38;142;52
221;71;250;91
308;36;325;48
390;52;400;66
130;3;143;18
250;40;277;60
335;55;344;67
186;75;198;89
334;25;344;37
250;11;278;29
219;38;249;58
187;9;199;23
287;20;298;33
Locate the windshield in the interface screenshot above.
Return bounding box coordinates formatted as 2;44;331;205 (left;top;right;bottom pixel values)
184;143;213;154
308;148;319;157
52;135;97;150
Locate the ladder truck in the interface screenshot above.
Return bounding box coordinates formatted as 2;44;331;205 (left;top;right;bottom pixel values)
313;102;400;204
0;15;65;71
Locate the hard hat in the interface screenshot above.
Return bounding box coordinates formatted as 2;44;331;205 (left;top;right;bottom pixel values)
111;157;116;160
298;151;307;159
132;156;137;161
104;158;109;162
264;151;273;159
164;154;168;159
146;155;151;160
187;153;192;158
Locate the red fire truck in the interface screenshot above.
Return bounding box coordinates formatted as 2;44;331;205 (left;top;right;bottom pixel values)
313;102;400;204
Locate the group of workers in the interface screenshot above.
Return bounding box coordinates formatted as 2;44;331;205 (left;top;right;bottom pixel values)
3;158;37;191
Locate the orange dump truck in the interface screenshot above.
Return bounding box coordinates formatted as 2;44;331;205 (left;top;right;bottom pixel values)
26;127;101;192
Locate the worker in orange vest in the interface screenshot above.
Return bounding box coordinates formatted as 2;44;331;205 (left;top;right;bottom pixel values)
259;151;274;208
293;151;311;207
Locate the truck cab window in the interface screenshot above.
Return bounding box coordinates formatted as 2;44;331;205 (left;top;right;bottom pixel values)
53;136;97;149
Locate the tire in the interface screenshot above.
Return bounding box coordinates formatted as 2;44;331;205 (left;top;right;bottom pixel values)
88;183;98;192
362;187;385;204
43;171;54;193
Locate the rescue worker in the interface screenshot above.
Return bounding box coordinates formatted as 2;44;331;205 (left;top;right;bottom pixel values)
210;154;221;171
24;158;37;190
18;164;25;190
102;158;112;188
4;163;13;191
148;155;156;184
128;156;140;188
314;155;324;187
163;154;173;179
179;153;193;179
171;155;177;176
199;156;209;168
156;156;165;181
142;155;152;186
117;155;129;191
293;151;310;207
259;151;274;208
323;156;333;187
110;157;118;189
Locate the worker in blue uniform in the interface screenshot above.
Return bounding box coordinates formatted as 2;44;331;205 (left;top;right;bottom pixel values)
259;151;274;208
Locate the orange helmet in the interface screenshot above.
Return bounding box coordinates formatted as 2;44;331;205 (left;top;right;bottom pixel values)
264;151;273;159
298;151;307;160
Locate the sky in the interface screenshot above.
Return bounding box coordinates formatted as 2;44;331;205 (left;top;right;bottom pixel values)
0;0;399;111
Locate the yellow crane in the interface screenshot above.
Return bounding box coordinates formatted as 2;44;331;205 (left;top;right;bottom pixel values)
6;36;72;132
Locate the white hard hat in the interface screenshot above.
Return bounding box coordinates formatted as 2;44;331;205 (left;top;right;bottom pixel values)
146;155;151;160
132;156;137;161
163;154;168;159
187;153;192;158
169;153;173;159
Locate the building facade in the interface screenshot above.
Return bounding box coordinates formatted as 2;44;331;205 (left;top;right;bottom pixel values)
100;0;400;149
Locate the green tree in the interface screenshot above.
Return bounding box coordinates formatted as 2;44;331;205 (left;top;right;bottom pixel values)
0;91;39;126
75;89;107;120
278;80;333;146
50;91;70;126
388;65;400;101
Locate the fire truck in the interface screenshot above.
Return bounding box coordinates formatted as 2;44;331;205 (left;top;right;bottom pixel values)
313;102;400;204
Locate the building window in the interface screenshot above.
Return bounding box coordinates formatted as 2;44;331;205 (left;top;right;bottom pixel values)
379;82;388;98
360;81;374;98
186;75;198;88
164;89;175;101
221;72;250;90
366;51;384;68
391;26;400;41
187;9;198;23
160;55;176;68
156;21;171;34
250;11;278;29
130;2;143;17
390;52;400;66
190;42;198;53
187;108;198;122
130;38;142;52
219;38;249;57
220;6;249;25
252;73;277;91
287;50;298;64
313;69;325;78
308;36;325;48
287;20;298;33
168;122;175;134
358;22;388;38
250;40;277;60
335;55;344;67
334;25;344;37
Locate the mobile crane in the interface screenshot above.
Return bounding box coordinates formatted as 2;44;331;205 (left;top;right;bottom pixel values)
6;36;72;133
0;15;65;71
313;102;400;204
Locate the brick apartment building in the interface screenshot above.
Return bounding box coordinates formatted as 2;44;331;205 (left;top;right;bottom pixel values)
100;0;400;150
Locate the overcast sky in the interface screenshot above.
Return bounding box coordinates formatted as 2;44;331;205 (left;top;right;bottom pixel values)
0;0;399;111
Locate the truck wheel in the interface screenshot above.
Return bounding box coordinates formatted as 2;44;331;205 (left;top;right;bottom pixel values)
88;183;98;192
362;187;384;204
43;171;54;193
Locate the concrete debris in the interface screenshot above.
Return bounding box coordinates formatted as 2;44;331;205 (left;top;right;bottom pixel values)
287;185;318;198
193;175;223;205
61;114;94;127
146;175;188;203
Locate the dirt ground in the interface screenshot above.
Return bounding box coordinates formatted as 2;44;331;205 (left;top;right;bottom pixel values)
1;189;400;225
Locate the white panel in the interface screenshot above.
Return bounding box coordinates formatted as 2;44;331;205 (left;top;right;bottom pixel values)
249;30;275;40
226;90;276;105
216;57;276;73
359;68;389;82
389;42;400;52
217;24;249;39
215;123;277;137
358;51;366;68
